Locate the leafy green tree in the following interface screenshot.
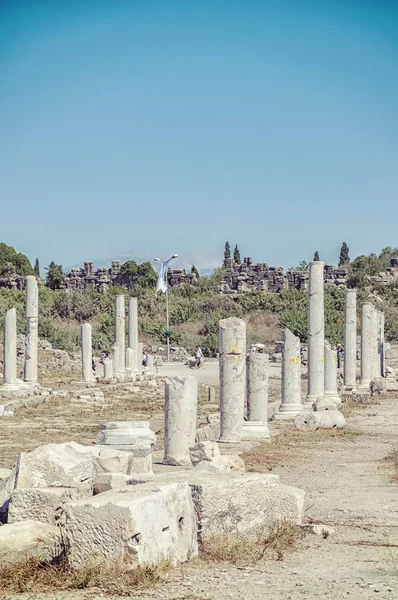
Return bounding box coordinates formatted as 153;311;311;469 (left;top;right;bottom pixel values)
233;244;241;265
291;260;308;272
45;261;65;290
313;251;320;261
338;242;350;267
223;241;231;268
120;260;157;291
0;242;33;276
34;258;40;277
191;264;200;279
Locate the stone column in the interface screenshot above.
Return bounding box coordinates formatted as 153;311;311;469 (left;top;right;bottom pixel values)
377;311;384;378
306;261;325;404
275;329;304;420
24;275;39;385
104;358;113;380
218;317;246;444
323;344;341;406
359;302;373;390
137;342;143;370
380;312;385;377
112;342;120;377
81;323;94;383
371;306;378;379
163;376;198;466
3;308;17;388
243;352;269;438
128;297;139;371
125;347;134;371
343;289;357;390
114;295;125;374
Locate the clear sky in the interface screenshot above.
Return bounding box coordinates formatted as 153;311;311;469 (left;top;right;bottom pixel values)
1;0;397;271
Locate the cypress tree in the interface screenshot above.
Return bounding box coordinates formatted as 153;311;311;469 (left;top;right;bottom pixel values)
338;242;350;267
223;241;231;268
34;258;40;277
313;251;320;261
233;244;241;265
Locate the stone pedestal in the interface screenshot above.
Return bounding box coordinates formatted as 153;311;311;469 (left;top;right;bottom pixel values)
115;296;125;374
164;376;198;466
306;261;325;405
323;345;341;406
359;302;373;391
275;329;304;420
81;323;94;383
218;317;246;444
3;308;18;389
244;352;269;439
343;289;357;390
24;276;38;385
97;421;156;474
128;297;139;372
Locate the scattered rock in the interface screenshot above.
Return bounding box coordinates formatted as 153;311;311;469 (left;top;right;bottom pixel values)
0;520;62;565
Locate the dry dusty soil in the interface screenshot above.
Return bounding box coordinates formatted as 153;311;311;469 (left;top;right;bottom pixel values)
1;366;398;599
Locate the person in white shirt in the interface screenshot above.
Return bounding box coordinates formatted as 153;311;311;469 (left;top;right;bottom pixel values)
194;345;203;368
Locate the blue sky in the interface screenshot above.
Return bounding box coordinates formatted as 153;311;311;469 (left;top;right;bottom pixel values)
1;0;397;272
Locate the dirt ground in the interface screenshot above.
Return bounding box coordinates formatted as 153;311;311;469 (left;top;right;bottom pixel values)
1;367;398;600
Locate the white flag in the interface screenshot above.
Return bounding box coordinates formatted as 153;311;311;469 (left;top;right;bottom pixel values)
156;261;168;294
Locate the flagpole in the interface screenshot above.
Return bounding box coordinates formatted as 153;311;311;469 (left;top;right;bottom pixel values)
154;253;178;364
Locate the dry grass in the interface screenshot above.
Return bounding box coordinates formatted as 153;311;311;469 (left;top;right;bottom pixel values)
384;445;398;483
242;426;361;473
340;396;380;417
0;555;168;596
200;520;305;563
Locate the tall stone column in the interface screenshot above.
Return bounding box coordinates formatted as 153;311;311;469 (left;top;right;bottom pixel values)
114;295;125;374
275;329;304;420
163;376;198;466
146;355;154;373
306;261;325;405
323;344;341;405
138;342;143;370
81;323;94;383
218;317;246;444
125;347;134;371
371;306;378;379
359;302;373;390
104;358;113;380
376;311;384;378
24;275;39;385
343;289;357;390
3;308;17;388
128;297;139;371
380;312;385;377
243;352;269;438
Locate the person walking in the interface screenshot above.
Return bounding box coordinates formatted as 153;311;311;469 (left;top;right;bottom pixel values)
194;345;203;369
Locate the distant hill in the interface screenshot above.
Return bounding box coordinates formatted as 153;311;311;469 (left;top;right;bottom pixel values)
66;249;221;278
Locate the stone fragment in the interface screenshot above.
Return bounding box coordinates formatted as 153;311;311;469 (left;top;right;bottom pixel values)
0;468;11;486
65;482;198;568
97;421;156;474
194;454;245;473
314;409;345;429
370;377;387;396
300;523;335;536
0;520;61;565
294;411;318;431
8;487;82;525
190;441;220;466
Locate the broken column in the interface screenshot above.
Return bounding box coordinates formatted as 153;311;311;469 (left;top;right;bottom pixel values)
306;261;325;405
343;289;357;390
323;344;341;406
24;275;38;386
3;308;17;388
115;295;125;374
377;310;384;378
128;297;139;371
104;357;113;380
359;302;373;390
379;312;385;377
218;317;246;444
164;376;198;466
146;355;154;373
81;323;94;383
243;351;270;438
275;329;304;420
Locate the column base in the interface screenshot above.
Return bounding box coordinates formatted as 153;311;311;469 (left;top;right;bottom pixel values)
275;404;305;421
1;382;29;392
218;437;242;444
321;394;342;407
242;421;270;440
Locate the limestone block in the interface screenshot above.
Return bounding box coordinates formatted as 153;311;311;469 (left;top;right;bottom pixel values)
190;441;220;466
93;473;132;494
65;482;198;568
0;468;16;520
194;454;245;473
0;520;61;565
314;409;345;429
15;442;141;492
8;487;83;524
188;472;305;542
97;421;156;448
370;377;387;396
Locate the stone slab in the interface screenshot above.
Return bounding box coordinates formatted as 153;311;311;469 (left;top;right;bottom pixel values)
0;520;61;565
8;486;84;525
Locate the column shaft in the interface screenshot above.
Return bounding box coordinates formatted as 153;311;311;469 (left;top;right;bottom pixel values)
343;289;357;389
306;261;325;403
